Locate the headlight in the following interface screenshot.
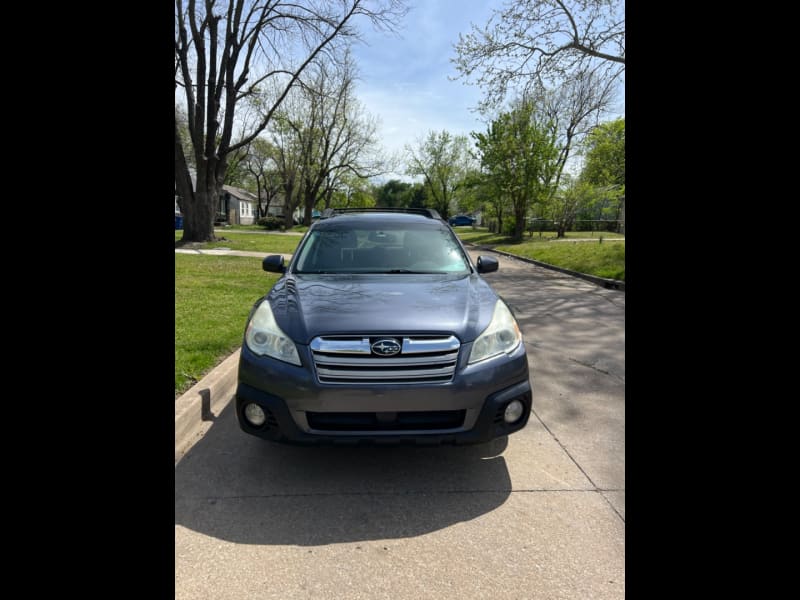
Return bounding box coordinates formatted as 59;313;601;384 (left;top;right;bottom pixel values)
468;300;522;364
245;301;301;365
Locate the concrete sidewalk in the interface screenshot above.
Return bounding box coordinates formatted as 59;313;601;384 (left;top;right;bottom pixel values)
213;228;303;236
175;248;293;260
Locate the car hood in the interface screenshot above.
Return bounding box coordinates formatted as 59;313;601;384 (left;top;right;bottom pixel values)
265;273;499;344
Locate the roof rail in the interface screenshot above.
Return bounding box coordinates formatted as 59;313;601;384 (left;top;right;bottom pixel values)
319;207;443;220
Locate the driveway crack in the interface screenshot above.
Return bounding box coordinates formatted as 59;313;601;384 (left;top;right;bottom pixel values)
530;407;625;523
568;357;625;383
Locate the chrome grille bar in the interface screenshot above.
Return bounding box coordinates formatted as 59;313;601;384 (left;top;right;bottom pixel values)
310;337;371;354
316;365;456;380
401;336;459;354
314;353;456;367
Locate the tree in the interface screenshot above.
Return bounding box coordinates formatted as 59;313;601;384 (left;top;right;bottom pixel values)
407;182;427;209
405;130;472;220
582;117;624;189
268;108;304;227
223;148;252;188
457;168;490;216
536;68;616;204
260;49;387;227
175;0;407;242
452;0;624;111
175;106;194;172
581;117;624;228
328;173;376;209
316;102;387;216
548;172;598;236
243;138;282;219
472;100;559;240
376;179;411;207
291;53;387;225
461;167;507;233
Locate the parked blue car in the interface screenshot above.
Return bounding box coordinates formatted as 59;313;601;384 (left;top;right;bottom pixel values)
236;208;531;445
448;215;476;226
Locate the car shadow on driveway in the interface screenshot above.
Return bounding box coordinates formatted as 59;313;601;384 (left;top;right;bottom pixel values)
175;402;512;546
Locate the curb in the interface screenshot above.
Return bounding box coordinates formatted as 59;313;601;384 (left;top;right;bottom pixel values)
175;348;240;463
467;243;625;291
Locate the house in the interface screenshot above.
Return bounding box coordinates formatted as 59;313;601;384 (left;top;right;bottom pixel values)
175;168;259;225
218;185;258;225
263;194;286;219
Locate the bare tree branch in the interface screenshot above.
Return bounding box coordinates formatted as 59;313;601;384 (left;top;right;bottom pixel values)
175;0;409;241
452;0;624;112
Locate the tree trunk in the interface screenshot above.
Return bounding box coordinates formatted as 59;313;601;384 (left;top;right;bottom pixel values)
283;197;294;229
323;187;334;209
174;139;193;217
513;204;526;241
183;187;217;242
254;178;263;220
513;223;525;240
176;117;219;242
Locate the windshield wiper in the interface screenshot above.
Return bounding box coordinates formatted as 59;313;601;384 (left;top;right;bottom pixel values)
384;269;438;274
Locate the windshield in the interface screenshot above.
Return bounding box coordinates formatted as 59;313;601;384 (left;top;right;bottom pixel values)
293;225;471;274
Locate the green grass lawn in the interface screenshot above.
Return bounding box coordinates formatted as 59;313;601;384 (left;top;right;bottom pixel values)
213;223;310;233
455;227;625;281
176;231;302;254
453;226;624;243
495;240;625;280
207;232;302;254
218;223;310;231
175;254;279;396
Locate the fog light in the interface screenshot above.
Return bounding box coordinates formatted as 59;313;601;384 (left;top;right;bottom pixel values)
244;403;266;427
504;399;524;424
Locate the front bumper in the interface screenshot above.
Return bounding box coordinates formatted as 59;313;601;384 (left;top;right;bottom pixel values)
235;340;532;445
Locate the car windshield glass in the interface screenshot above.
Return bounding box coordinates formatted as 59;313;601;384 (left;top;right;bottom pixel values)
293;225;470;274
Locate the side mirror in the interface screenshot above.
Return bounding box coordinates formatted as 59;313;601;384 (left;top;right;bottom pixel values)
262;255;285;273
476;255;499;274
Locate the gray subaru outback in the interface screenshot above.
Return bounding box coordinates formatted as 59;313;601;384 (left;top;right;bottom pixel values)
235;208;532;445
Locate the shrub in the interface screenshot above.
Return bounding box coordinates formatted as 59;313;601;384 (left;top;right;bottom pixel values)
257;216;283;230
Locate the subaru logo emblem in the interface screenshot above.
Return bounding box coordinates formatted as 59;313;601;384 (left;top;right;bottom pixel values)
371;338;401;356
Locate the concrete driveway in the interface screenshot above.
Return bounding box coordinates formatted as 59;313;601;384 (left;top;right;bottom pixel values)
175;249;625;599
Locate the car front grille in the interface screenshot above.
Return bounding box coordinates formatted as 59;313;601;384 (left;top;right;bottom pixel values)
310;335;460;384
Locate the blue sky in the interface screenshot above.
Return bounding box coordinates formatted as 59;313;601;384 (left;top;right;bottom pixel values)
350;0;500;179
